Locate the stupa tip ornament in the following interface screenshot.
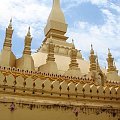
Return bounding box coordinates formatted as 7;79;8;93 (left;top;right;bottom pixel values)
27;26;31;36
108;48;112;56
48;0;66;23
90;44;94;54
72;39;75;49
8;18;12;28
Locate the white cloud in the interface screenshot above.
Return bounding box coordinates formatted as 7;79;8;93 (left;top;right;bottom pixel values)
0;0;51;39
89;0;107;5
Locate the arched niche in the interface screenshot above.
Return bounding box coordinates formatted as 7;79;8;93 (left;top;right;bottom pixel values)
67;82;76;94
104;86;110;98
35;78;44;90
75;83;83;94
83;83;90;95
115;87;120;98
97;86;104;97
51;80;60;93
43;79;51;91
90;84;97;96
25;77;34;88
97;72;105;86
59;81;68;93
109;87;116;98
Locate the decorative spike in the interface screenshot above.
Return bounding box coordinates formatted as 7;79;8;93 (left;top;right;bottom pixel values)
8;18;12;28
72;39;75;49
27;26;31;36
90;44;94;54
91;44;93;49
23;27;32;55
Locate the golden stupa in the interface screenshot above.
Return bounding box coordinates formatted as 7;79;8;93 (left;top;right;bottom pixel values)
0;0;119;120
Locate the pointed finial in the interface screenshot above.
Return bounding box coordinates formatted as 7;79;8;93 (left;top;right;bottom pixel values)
10;18;12;23
8;18;12;28
108;48;112;57
91;44;93;49
90;44;94;54
72;39;75;49
27;26;31;36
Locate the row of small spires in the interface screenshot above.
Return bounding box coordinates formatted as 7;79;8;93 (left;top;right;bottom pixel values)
0;19;118;74
90;44;117;73
3;19;32;55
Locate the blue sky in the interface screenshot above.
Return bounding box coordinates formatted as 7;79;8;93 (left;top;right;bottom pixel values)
0;0;120;71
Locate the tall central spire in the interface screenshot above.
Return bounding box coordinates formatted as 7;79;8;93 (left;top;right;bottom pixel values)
48;0;66;23
44;0;68;42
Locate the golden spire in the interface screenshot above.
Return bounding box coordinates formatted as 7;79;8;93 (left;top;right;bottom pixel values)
108;48;112;57
23;27;32;55
89;44;97;72
48;0;66;24
69;44;79;70
3;19;13;49
44;0;68;42
90;44;94;54
46;40;55;62
107;48;116;72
